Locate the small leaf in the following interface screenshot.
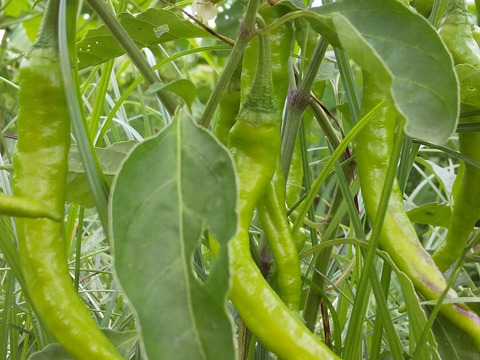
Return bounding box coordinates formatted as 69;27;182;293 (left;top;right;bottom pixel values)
303;0;458;144
110;115;237;359
407;202;452;228
67;141;137;207
415;157;456;196
431;313;480;360
146;79;197;110
316;61;336;81
77;9;214;69
3;0;29;17
28;344;71;360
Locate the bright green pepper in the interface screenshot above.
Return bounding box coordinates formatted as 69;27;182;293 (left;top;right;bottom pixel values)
433;0;480;272
356;72;480;350
257;160;301;312
7;1;123;358
223;28;339;360
253;5;302;312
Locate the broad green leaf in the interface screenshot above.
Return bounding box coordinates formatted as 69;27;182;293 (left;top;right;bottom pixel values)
67;141;137;207
302;0;458;144
146;79;197;110
407;202;452;228
77;9;214;69
110;115;237;359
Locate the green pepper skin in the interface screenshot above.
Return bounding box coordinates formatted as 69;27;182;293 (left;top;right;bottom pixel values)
224;31;339;360
433;0;480;271
12;1;123;359
437;0;480;68
357;74;480;350
247;5;302;312
228;115;339;360
213;63;242;146
257;160;302;312
433;114;480;271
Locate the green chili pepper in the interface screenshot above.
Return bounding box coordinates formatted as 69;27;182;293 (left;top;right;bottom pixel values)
212;62;242;147
433;0;480;272
356;72;480;350
257;160;302;312
7;1;123;358
221;28;339;359
232;6;302;312
258;6;302;311
412;0;434;17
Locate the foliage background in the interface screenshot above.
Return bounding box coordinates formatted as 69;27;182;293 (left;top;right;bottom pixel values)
0;0;479;359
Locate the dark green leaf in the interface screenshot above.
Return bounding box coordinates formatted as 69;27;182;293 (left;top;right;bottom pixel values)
304;0;458;144
110;115;237;359
67;141;137;207
77;9;214;69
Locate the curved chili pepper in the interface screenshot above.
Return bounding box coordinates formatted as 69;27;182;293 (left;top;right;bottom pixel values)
220;27;339;359
8;0;123;358
357;71;480;350
433;0;480;271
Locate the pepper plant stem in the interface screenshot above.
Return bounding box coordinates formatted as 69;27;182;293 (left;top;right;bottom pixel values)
59;0;110;232
281;37;328;177
198;0;260;127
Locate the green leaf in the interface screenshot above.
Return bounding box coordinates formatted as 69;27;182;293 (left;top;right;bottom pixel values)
304;0;458;144
407;202;452;228
431;313;480;360
146;79;197;110
77;9;214;69
67;141;137;208
415;157;456;196
28;344;71;360
3;0;30;17
110;115;237;359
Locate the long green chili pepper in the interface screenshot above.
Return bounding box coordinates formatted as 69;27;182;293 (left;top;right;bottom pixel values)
356;72;480;350
259;6;302;311
257;160;302;312
6;1;123;358
236;6;302;312
219;28;339;359
433;0;480;271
